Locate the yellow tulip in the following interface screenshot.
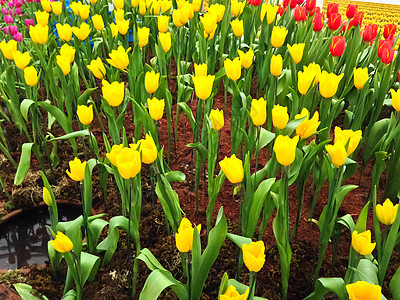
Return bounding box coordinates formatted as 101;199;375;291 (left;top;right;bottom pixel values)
56;23;72;42
77;105;93;125
79;4;90;19
192;0;201;13
114;0;124;9
287;43;305;64
346;281;381;300
158;32;171;53
106;144;124;166
87;57;106;79
175;218;201;252
131;0;139;7
220;285;249;300
209;108;224;130
147;97;165;121
242;241;265;273
219;154;244;183
110;23;119;38
132;134;158;164
114;9;125;21
116;19;129;35
376;198;398;226
160;0;172;12
51;1;63;15
56;55;71;76
270;54;282;77
352;230;376;256
150;1;161;15
41;0;52;12
116;148;141;179
224;57;241;81
107;46;130;70
237;49;254;69
72;22;91;41
158;15;169;33
193;75;215;100
24;66;39;87
145;71;160;94
303;62;321;84
271;26;288;48
298;69;317;95
231;19;243;37
43;187;52;206
194;63;207;77
208;3;225;22
30;24;49;44
319;71;344;98
272;105;289;130
92;14;104;31
201;12;217;35
60;44;75;63
138;26;150;48
326;142;347;168
334;127;362;156
231;0;245;17
390;89;400;112
296;110;320;139
69;2;81;16
49;232;73;253
353;67;368;90
139;0;147;15
13;51;30;70
172;8;185;27
102;80;125;107
250;97;267;126
66;157;86;181
0;40;16;60
261;3;279;24
273;135;299;166
35;10;49;26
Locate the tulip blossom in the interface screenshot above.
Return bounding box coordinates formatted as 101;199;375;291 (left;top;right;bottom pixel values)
60;44;75;63
30;24;48;44
72;22;90;40
237;49;254;69
50;232;73;253
297;69;316;95
66;157;87;181
208;3;225;22
131;134;157;164
147;97;165;121
25;18;34;28
346;4;357;19
92;14;104;31
35;10;49;26
106;144;124;166
193;75;215;100
194;63;207;77
383;23;396;39
334;127;362;156
201;12;217;35
381;47;395;64
294;6;306;22
231;0;245;17
295;110;320;139
145;71;160;94
352;230;376;256
346;281;381;300
209;108;224;130
56;55;71;76
248;0;261;6
270;54;282;77
328;13;341;31
0;39;17;59
330;36;346;57
306;0;315;11
272;105;289;130
138;26;150;48
224;57;242;81
353;68;368;90
326;3;338;19
56;23;72;42
43;187;52;206
116;148;141;179
13;51;29;70
287;43;305;64
242;241;265;272
158;15;169;33
376;199;398;226
319;71;344;98
271;26;288;48
102;80;125;106
326;142;347;167
391;89;400;112
77;105;94;125
362;24;378;44
107;46;130;70
273;135;299;166
219;154;244;183
230;19;243;37
313;12;324;32
250;97;267;126
158;32;171;52
175;218;201;252
87;58;106;79
260;3;279;24
220;285;249;300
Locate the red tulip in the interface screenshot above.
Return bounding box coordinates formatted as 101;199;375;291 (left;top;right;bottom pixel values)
306;0;315;11
381;47;395;64
363;24;378;44
327;3;339;19
341;20;348;33
346;4;357;19
378;40;392;58
290;0;297;9
297;0;304;4
283;0;290;8
278;5;286;16
349;11;363;28
248;0;262;6
294;6;307;22
313;12;324;32
383;24;396;39
328;13;341;31
330;36;346;57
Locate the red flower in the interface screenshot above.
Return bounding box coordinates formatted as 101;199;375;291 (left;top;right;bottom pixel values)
378;40;392;58
330;36;346;57
248;0;262;6
294;6;307;22
297;0;304;4
383;24;396;39
313;12;324;32
282;0;290;8
278;5;287;16
346;4;357;19
362;24;378;44
306;0;315;11
290;0;297;9
328;13;341;31
381;47;395;64
341;20;348;33
349;11;363;28
327;3;339;19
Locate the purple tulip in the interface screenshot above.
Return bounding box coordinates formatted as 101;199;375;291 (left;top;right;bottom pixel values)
4;14;13;23
14;32;23;41
24;18;34;28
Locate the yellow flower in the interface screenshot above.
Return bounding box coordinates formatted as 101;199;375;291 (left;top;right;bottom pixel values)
346;281;381;300
261;3;279;24
192;0;201;13
114;9;124;21
150;1;161;14
352;230;376;256
160;0;172;12
224;57;241;81
107;46;130;70
298;69;317;95
110;23;119;38
287;43;305;64
102;80;125;107
138;26;150;48
114;0;124;9
92;14;104;31
51;1;63;15
231;0;245;17
242;241;265;273
77;105;93;125
220;285;249;300
116;19;129;35
72;22;91;41
116;148;141;179
237;49;254;69
147;97;165;121
139;0;147;15
79;4;89;19
193;75;215;100
158;15;169;33
303;62;321;84
43;187;52;206
49;232;73;253
271;54;282;77
0;40;16;60
145;71;160;94
271;26;288;48
219;154;244;183
319;71;344;98
194;63;207;77
390;89;400;112
13;51;30;70
201;12;217;35
272;105;289;130
376;199;398;226
273;135;299;166
172;8;186;27
295;110;320;139
175;218;201;252
30;25;49;44
56;23;72;42
353;67;368;90
334;127;362;156
250;97;267;126
209;108;224;130
66;157;86;181
131;134;158;164
87;57;106;79
24;66;39;87
60;44;75;63
106;144;124;166
159;32;171;52
69;2;81;15
56;55;71;76
326;142;347;168
231;19;243;37
41;0;52;12
208;3;225;22
35;10;49;26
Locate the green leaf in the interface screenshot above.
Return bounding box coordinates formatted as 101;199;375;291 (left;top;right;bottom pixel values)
77;87;98;106
20;99;36;122
226;233;252;248
14;143;34;185
352;259;378;284
13;283;49;300
80;252;101;285
304;278;347;300
390;266;400;300
49;130;90;141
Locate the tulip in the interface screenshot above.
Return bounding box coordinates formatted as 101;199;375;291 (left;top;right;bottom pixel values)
231;0;245;17
116;148;141;179
219;154;244;183
25;18;34;28
304;62;321;83
270;54;282;77
138;26;150;48
352;230;376;256
35;10;49;26
297;69;317;95
56;23;72;42
30;24;49;44
237;49;254;69
294;6;306;22
114;0;124;9
376;198;398;226
326;2;338;19
51;1;62;15
378;40;392;59
79;5;90;20
272;105;289;130
201;12;217;35
362;24;378;44
138;0;146;15
326;142;347;167
248;0;261;6
346;4;357;19
224;57;241;81
381;47;395;65
106;144;124;166
287;43;305;64
145;71;160;94
0;40;15;60
242;241;265;272
110;23;119;38
87;57;106;79
319;71;344;98
289;0;297;9
131;134;157;164
69;1;81;15
334;127;361;156
13;50;30;70
72;22;90;40
313;12;324;32
92;14;104;31
24;66;38;86
107;46;130;70
159;32;171;52
160;0;172;12
194;63;207;77
158;15;169;33
231;19;243;37
306;0;315;11
116;19;129;35
3;14;13;24
209;109;224;130
114;8;124;21
14;32;24;42
220;285;249;300
102;80;124;107
192;0;201;13
193;75;215;100
346;281;381;300
296;110;320;139
271;26;288;48
49;232;73;253
41;0;51;12
66;157;86;181
383;24;396;39
282;0;289;7
43;187;52;206
330;36;346;57
349;11;363;29
56;55;71;76
60;44;75;63
260;3;279;24
273;135;299;166
208;3;225;22
250;97;267;126
172;8;184;27
77;105;93;125
147;97;165;121
353;67;368;90
328;13;341;31
391;89;400;112
175;218;201;252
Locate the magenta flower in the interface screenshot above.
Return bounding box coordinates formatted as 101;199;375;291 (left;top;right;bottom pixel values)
14;32;23;41
14;7;22;15
1;8;8;14
24;18;34;28
4;14;13;23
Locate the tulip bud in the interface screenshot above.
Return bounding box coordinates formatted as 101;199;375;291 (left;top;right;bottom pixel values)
224;57;242;81
77;105;94;125
107;45;130;70
296;110;320;139
272;105;289;130
242;241;265;272
383;23;396;40
346;281;381;300
13;50;30;69
56;54;71;76
201;12;217;34
294;6;306;22
381;47;395;65
376;198;398;226
159;32;171;52
326;142;347;167
362;24;378;44
353;67;368;90
147;97;165;121
158;15;169;33
230;18;243;37
221;285;249;299
346;4;357;19
328;13;341;31
237;49;254;69
270;54;282;77
219;154;244;183
330;36;346;57
175;218;201;252
24;66;38;86
56;23;72;42
194;63;207;77
351;230;376;256
92;14;104;31
87;57;106;79
271;26;288;48
116;148;141;179
313;12;324;32
43;187;52;206
319;71;344;98
349;11;363;29
326;3;338;19
209;108;224;130
102;80;125;106
391;89;400;112
287;43;305;64
145;71;160;94
193;75;215;100
66;157;87;181
305;0;315;11
250;97;267;126
50;232;73;253
273;135;299;166
138;26;150;48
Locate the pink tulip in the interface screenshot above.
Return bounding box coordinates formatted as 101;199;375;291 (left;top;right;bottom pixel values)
7;25;18;35
14;8;22;15
14;32;23;41
1;8;8;14
24;18;34;28
4;14;13;23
